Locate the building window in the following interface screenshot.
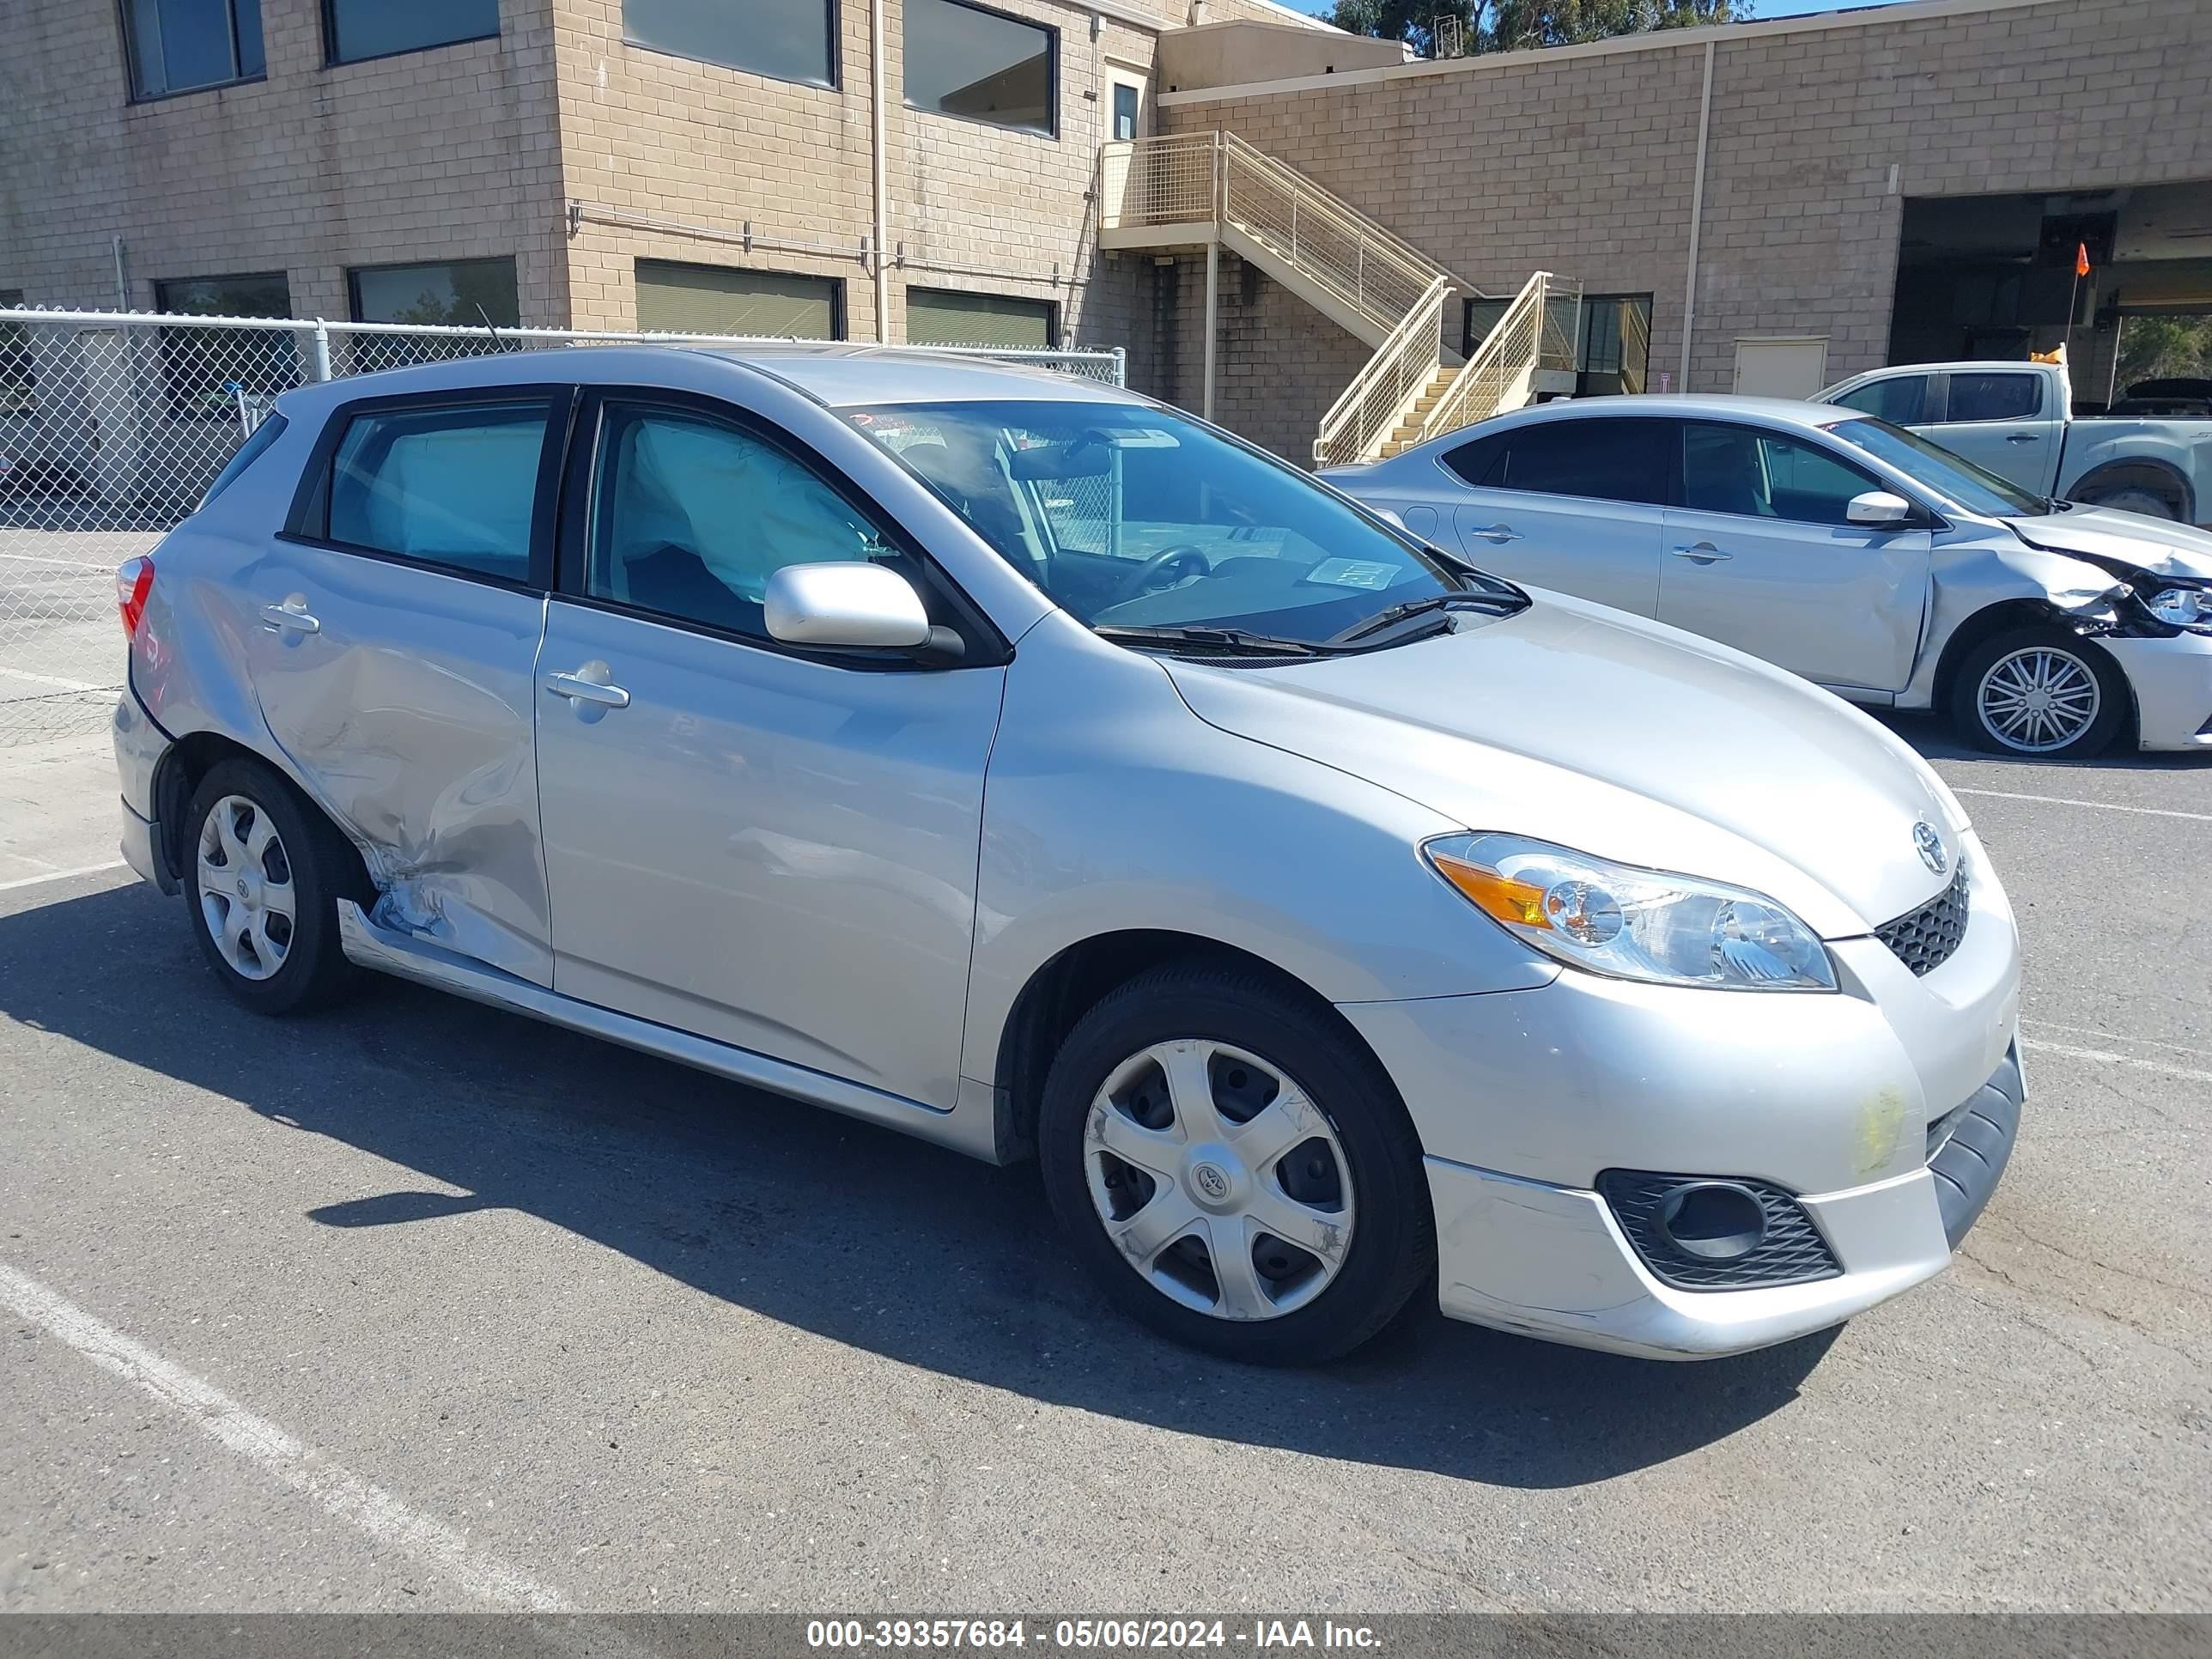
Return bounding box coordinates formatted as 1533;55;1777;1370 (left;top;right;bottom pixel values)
635;262;843;339
624;0;836;88
905;0;1054;138
1112;82;1138;142
1462;298;1507;357
123;0;266;99
324;0;499;67
153;273;295;417
905;287;1054;349
348;258;520;326
1577;293;1652;396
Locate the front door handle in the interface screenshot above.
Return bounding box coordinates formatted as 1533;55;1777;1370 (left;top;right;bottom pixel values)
1670;543;1732;564
2004;433;2041;444
259;600;320;635
1467;523;1520;544
543;666;631;709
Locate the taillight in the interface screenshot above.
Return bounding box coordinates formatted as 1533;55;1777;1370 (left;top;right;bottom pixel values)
117;556;155;639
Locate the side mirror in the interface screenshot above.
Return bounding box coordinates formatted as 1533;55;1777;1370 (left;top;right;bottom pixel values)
764;562;932;649
1846;489;1913;528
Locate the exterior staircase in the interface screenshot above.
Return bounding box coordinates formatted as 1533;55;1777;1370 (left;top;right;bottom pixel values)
1097;130;1578;466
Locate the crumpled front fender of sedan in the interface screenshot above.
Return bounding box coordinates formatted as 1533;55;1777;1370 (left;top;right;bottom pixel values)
957;617;1562;1096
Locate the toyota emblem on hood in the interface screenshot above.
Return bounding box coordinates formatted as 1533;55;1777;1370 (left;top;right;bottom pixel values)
1913;822;1948;876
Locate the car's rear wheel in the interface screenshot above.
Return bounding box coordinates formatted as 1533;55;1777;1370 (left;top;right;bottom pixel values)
2074;482;2179;521
1948;627;2128;759
184;757;362;1015
1039;963;1431;1364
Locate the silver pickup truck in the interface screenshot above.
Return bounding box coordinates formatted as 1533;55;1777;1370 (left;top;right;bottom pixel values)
1820;360;2212;526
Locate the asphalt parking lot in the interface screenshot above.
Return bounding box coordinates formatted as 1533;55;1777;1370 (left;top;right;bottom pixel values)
1;720;2207;1614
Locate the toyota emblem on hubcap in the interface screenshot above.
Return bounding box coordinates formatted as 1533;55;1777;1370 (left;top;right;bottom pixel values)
1913;822;1948;876
1192;1163;1231;1201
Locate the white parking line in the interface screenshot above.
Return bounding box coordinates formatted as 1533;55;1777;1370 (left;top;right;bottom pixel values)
1951;786;2212;823
2019;1037;2212;1086
0;1261;574;1612
0;551;118;568
0;860;129;893
0;666;110;692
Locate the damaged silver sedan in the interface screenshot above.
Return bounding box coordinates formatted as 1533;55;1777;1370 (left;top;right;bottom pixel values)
1325;396;2212;758
112;347;2022;1364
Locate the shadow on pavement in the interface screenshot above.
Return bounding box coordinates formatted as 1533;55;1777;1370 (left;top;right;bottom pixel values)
0;879;1837;1489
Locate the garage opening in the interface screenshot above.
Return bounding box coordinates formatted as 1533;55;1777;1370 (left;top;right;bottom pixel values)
1888;181;2212;412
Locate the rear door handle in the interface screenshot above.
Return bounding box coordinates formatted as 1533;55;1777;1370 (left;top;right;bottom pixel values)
1467;523;1520;544
259;601;320;634
1670;543;1732;564
542;667;630;709
2005;433;2041;444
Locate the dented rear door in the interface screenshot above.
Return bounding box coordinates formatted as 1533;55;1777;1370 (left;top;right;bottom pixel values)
244;387;565;985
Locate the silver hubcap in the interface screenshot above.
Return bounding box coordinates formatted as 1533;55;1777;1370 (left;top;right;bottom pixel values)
196;793;296;981
1085;1038;1354;1322
1977;647;2100;754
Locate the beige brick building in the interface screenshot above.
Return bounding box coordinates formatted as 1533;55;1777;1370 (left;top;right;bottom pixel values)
0;0;1347;350
1143;0;2212;458
3;0;2208;465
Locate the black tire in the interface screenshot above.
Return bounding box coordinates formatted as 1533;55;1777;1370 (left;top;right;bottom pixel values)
182;757;365;1015
1038;961;1433;1365
1947;625;2130;759
2074;481;2180;522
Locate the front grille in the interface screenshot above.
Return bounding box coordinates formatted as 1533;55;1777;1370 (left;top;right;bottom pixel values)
1875;867;1970;977
1597;1170;1843;1291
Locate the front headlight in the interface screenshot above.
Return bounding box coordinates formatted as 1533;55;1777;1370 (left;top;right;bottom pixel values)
2148;586;2211;629
1425;833;1837;993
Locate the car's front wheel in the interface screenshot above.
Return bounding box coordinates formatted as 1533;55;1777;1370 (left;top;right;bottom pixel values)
184;757;363;1015
1949;627;2129;759
1039;963;1432;1364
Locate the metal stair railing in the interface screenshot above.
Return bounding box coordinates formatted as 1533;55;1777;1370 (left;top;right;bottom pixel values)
1313;276;1451;469
1419;272;1580;444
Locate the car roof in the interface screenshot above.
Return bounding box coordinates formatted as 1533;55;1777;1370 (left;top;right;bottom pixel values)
1467;393;1869;436
270;342;1146;421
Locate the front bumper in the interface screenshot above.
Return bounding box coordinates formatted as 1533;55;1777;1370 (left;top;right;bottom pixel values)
2104;629;2212;749
1342;834;2022;1360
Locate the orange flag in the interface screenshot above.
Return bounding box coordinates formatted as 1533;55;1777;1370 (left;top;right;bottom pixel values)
2075;241;2092;278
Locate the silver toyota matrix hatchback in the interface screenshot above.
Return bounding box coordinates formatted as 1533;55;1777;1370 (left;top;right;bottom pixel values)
112;347;2023;1364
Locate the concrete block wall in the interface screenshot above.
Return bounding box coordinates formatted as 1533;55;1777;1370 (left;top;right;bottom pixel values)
1158;0;2212;448
0;0;570;325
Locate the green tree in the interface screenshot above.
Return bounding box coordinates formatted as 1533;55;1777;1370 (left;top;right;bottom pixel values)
1324;0;1742;59
2114;313;2212;389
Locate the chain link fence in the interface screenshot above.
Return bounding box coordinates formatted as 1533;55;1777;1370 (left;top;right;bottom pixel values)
0;307;1125;746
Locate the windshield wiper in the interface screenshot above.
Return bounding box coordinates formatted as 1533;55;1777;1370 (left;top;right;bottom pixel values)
1327;589;1530;647
1093;623;1328;658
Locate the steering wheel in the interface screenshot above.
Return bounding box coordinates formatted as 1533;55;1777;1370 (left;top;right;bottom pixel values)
1112;544;1212;605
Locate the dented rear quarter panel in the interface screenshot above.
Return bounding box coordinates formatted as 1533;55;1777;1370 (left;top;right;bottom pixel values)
128;386;556;988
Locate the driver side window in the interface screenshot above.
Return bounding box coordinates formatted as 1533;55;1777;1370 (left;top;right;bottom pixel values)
590;404;894;640
1680;423;1884;528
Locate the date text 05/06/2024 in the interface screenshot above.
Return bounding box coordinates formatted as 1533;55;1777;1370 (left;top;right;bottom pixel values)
805;1620;1384;1650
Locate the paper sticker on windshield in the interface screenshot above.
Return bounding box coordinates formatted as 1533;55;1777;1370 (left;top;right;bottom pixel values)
1304;558;1397;590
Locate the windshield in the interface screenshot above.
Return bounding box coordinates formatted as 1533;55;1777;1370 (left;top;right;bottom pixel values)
1826;416;2049;518
847;399;1463;647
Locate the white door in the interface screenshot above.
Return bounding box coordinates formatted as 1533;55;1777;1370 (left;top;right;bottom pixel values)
1732;337;1830;401
1658;420;1930;695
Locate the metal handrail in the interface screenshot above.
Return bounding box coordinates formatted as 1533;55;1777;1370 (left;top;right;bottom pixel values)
1418;271;1563;443
1314;276;1450;468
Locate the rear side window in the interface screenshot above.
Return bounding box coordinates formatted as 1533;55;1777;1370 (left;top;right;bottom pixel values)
1946;373;2043;422
200;414;289;509
1459;418;1668;505
324;400;551;581
1832;374;1930;425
